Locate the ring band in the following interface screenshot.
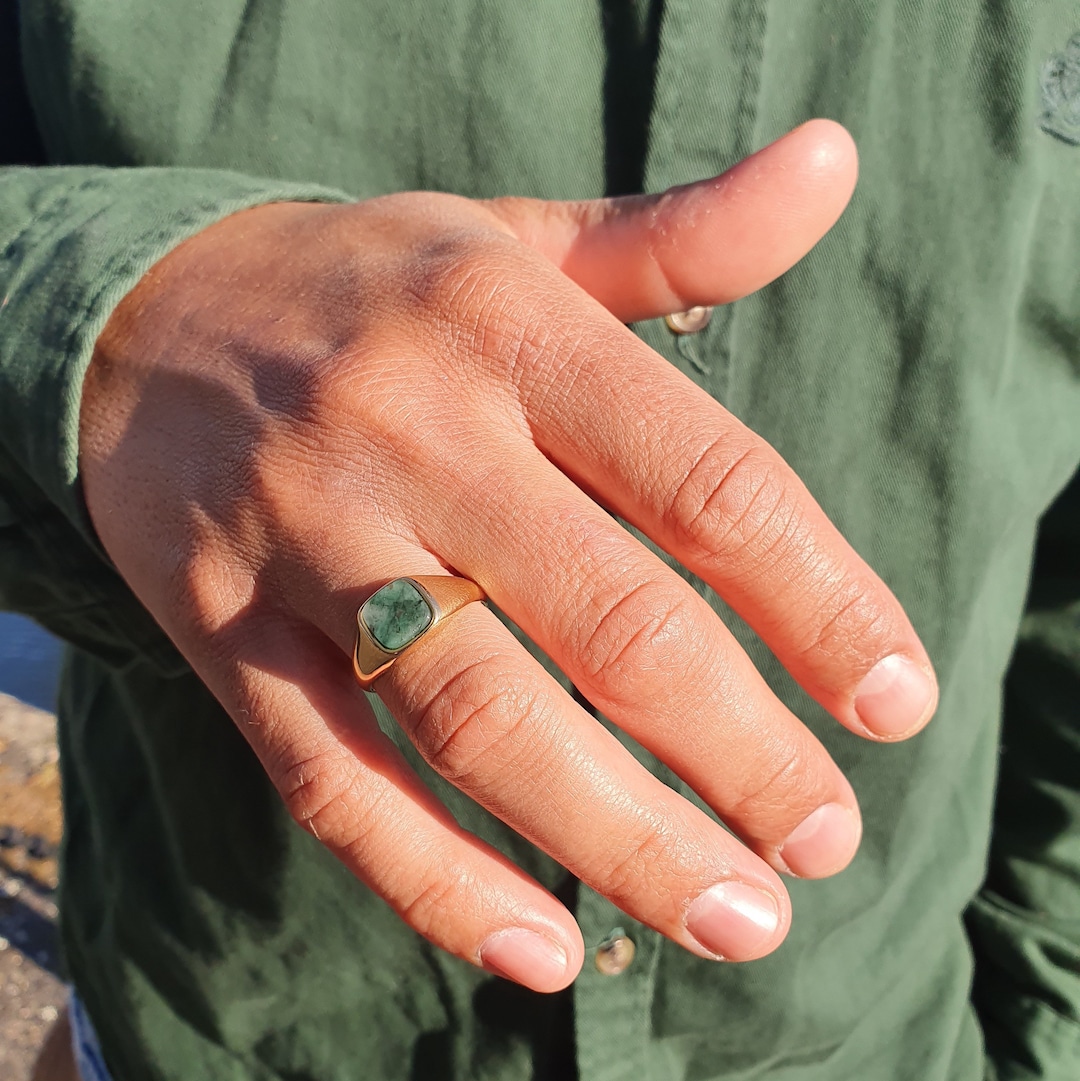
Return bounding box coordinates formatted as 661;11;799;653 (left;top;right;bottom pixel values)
353;575;486;690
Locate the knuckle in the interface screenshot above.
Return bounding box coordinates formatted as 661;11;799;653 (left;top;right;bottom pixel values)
410;659;543;788
600;819;681;903
578;581;702;703
400;868;474;937
667;440;800;572
401;231;567;388
279;751;371;849
168;546;254;647
400;229;497;306
401;232;520;347
726;743;819;834
796;579;897;667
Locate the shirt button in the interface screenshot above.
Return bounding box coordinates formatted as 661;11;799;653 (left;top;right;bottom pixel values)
595;930;636;976
664;305;713;334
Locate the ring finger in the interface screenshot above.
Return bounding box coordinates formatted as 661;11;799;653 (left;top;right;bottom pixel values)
284;536;795;964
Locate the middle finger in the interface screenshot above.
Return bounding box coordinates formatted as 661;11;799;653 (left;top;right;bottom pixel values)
418;445;863;881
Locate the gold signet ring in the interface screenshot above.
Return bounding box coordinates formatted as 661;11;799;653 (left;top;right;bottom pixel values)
353;575;486;690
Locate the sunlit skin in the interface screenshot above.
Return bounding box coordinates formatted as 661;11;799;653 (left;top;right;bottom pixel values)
79;120;937;994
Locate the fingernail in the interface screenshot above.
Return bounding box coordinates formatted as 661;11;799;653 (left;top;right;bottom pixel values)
685;882;780;960
853;654;936;738
779;803;861;878
479;929;569;991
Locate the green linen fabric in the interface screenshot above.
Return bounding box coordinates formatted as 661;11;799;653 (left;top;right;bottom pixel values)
1;1;1079;1079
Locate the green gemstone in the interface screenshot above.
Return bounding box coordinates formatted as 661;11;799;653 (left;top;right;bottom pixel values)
361;579;433;652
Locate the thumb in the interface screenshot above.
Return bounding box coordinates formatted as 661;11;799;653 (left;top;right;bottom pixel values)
483;119;858;324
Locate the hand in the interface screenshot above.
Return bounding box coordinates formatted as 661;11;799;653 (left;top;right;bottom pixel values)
79;121;937;992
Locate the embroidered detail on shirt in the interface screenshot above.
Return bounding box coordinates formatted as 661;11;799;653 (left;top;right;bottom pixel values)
1039;32;1080;144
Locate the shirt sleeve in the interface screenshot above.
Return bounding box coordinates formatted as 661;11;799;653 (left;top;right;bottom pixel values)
0;166;351;667
967;467;1080;1081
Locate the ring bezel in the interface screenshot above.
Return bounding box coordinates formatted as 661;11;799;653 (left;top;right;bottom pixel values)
353;575;483;690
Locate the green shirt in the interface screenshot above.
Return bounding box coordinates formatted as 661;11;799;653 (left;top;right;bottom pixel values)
2;2;1079;1078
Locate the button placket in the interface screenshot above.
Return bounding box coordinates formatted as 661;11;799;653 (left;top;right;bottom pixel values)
575;887;664;1081
575;0;771;1074
641;0;769;406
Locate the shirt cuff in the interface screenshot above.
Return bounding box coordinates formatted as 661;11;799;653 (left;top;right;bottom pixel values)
0;165;352;542
0;167;350;667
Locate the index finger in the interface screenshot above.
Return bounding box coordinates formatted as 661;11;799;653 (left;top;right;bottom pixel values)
438;237;937;742
539;315;937;739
